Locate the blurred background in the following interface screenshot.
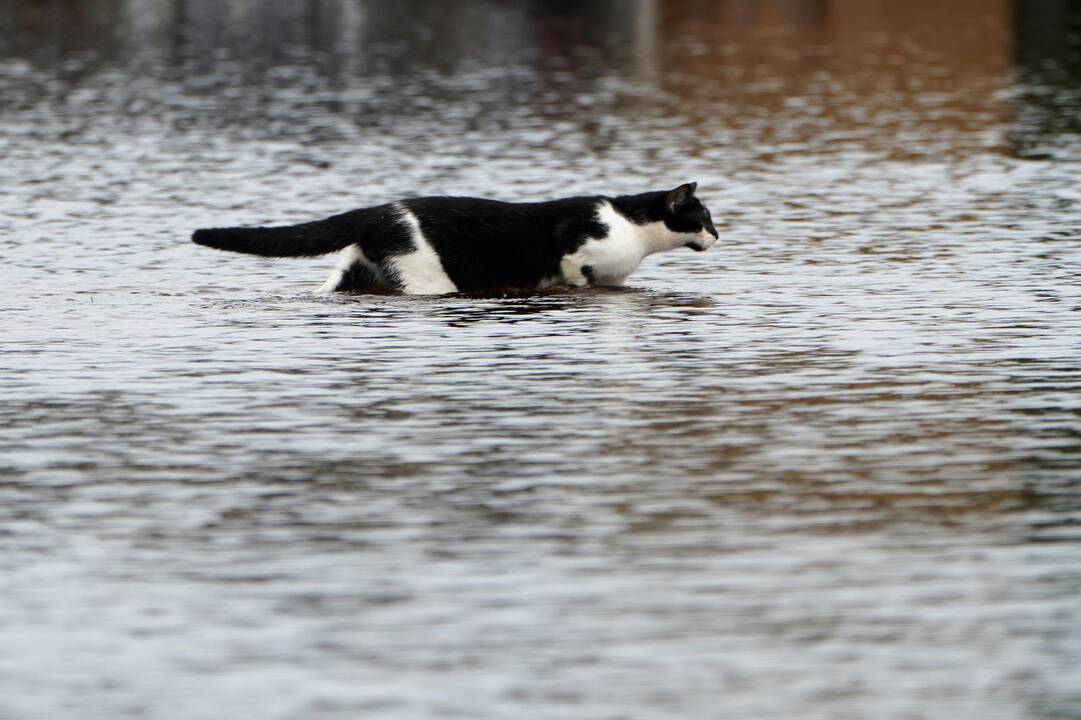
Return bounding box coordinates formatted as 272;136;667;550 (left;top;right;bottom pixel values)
1;2;1080;719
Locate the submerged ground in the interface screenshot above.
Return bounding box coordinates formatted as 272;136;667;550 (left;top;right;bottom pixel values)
1;1;1080;718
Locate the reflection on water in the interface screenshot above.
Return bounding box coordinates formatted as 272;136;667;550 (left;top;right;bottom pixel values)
1013;1;1081;159
1;1;1080;719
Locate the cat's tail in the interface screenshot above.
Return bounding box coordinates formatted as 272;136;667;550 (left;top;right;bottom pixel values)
191;210;367;258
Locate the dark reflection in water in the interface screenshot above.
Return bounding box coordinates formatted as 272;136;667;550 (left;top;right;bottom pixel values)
1013;1;1081;159
1;1;1080;719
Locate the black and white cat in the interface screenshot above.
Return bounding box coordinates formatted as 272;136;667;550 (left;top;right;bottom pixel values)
192;182;718;294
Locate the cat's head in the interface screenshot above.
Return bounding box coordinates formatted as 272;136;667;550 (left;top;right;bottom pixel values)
664;182;718;251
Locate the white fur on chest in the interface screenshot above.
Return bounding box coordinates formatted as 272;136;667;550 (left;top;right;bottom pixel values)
587;203;652;283
561;201;654;286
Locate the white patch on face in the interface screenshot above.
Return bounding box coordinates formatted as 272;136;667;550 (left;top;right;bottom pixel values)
689;228;718;251
317;244;379;293
390;205;459;295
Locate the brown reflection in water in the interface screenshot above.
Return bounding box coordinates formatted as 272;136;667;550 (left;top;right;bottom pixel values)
653;0;1014;159
4;0;124;59
601;386;1029;535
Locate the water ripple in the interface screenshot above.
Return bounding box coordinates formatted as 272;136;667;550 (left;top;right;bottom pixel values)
2;1;1080;719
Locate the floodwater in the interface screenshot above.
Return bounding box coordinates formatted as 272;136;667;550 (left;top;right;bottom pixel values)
2;1;1080;718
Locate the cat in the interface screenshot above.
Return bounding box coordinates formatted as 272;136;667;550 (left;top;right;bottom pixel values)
191;182;718;295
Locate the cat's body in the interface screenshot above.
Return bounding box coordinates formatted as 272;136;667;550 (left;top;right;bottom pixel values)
192;183;718;294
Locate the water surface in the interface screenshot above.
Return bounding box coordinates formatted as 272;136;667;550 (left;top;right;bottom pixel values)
2;1;1080;718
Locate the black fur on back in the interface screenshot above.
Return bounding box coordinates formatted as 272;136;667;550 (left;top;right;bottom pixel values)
610;191;669;224
400;196;608;292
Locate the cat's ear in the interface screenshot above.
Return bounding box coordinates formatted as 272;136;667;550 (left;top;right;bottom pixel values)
665;182;698;213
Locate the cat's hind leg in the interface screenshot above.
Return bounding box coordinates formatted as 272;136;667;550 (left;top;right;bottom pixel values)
385;208;458;294
317;245;381;293
335;258;380;292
